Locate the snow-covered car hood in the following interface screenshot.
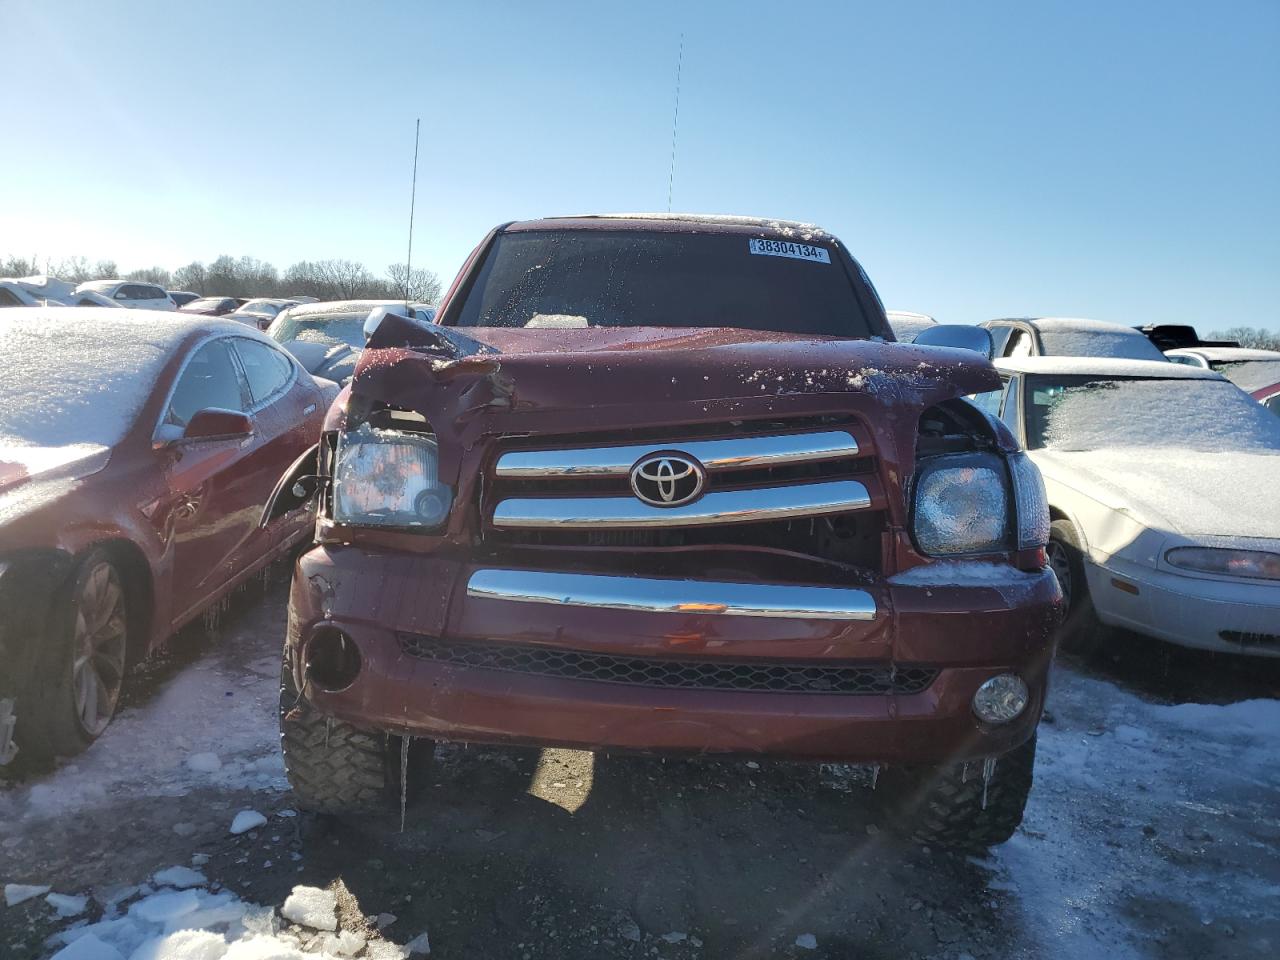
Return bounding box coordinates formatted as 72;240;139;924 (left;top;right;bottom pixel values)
0;444;110;496
1034;448;1280;539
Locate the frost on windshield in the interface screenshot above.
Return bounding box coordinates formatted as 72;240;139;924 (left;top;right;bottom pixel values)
1036;378;1280;452
1215;358;1280;393
0;311;176;449
1034;319;1165;361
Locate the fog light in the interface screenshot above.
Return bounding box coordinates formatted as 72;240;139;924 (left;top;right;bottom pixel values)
972;674;1028;724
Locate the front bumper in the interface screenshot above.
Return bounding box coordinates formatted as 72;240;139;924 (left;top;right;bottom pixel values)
287;545;1061;762
1087;558;1280;657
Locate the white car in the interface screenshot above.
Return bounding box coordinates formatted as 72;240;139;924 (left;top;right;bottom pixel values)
980;317;1168;362
231;298;299;330
974;356;1280;657
1166;346;1280;410
266;300;436;384
75;280;176;311
0;277;122;308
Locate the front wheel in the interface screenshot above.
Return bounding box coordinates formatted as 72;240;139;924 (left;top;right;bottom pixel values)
878;735;1037;852
1047;519;1107;654
279;660;433;815
19;550;130;759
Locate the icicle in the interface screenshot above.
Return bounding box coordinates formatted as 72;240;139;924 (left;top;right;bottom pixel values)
870;763;880;791
980;757;997;810
325;717;333;749
962;761;971;784
399;737;411;833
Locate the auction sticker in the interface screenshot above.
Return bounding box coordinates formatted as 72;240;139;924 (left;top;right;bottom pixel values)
748;237;831;264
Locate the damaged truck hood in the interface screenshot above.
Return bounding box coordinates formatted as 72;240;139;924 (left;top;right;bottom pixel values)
349;325;1000;425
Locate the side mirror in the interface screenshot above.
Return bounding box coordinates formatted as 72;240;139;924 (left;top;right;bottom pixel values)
364;305;413;342
913;324;994;359
181;408;253;441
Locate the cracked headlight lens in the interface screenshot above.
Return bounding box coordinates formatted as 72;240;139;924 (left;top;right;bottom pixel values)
913;452;1010;555
332;426;452;529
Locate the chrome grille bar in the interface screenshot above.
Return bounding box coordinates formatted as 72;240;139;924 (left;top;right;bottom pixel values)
494;430;858;478
491;479;871;529
467;569;877;620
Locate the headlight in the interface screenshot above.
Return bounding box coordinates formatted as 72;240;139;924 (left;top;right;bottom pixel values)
1008;452;1050;550
332;425;453;529
912;452;1010;555
1165;546;1280;581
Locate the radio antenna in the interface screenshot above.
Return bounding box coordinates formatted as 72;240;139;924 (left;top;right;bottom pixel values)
666;34;683;213
404;117;421;303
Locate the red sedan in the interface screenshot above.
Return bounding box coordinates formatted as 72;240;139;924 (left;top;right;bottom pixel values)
0;308;329;761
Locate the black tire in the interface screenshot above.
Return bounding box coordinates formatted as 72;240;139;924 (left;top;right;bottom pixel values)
18;549;130;759
879;735;1037;852
279;659;433;814
1047;519;1107;654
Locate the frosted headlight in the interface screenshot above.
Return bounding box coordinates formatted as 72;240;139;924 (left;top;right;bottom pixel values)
1008;452;1050;550
913;452;1010;555
332;426;453;528
1165;547;1280;581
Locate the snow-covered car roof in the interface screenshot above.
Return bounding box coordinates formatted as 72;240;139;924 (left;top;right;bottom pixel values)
994;356;1223;379
280;300;431;318
1167;346;1280;362
885;310;938;343
990;316;1169;361
1;275;77;302
1;308;264;451
74;279;123;293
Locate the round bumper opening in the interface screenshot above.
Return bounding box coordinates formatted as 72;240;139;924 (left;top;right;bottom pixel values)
306;625;362;692
972;673;1029;724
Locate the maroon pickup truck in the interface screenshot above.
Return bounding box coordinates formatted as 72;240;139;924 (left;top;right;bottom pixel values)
272;214;1062;849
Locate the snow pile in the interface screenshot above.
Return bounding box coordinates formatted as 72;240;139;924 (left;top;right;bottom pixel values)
280;886;338;931
230;811;269;836
36;880;428;960
1031;318;1167;361
0;309;193;448
5;882;51;905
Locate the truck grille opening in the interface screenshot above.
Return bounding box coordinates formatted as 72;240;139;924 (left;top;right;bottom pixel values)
397;634;937;695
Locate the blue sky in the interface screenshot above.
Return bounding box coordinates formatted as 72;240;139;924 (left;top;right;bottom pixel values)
2;0;1277;332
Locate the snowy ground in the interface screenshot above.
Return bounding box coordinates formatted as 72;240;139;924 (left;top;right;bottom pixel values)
1;578;1278;959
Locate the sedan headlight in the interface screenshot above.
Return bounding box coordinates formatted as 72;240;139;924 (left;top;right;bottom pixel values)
332;425;453;528
912;452;1010;555
1165;546;1280;581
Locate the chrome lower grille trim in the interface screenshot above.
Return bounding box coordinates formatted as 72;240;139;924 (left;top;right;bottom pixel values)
494;430;859;478
491;479;871;530
466;569;877;620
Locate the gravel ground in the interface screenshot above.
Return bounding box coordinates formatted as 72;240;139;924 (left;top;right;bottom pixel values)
1;578;1277;959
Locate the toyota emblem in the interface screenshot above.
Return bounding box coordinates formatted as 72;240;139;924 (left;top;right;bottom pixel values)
629;453;706;507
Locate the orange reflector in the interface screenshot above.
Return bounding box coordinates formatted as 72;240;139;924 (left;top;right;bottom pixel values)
1110;578;1139;595
676;602;729;613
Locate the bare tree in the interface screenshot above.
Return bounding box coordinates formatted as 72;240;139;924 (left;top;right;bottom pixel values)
93;259;119;279
1208;326;1280;351
172;261;209;294
125;266;174;287
387;263;442;303
1;254;41;277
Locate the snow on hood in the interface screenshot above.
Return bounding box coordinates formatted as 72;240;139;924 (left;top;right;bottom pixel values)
0;443;109;494
379;326;1000;408
1035;448;1280;539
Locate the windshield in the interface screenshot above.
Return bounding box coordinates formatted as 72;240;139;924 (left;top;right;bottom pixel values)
447;229;875;337
1024;374;1280;451
269;312;366;350
235;301;279;317
1211;358;1280;393
1035;326;1167;361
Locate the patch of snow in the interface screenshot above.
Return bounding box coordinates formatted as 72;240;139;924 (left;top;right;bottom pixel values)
795;932;818;949
131;889;201;924
130;929;229;960
152;866;207;889
187;753;223;774
5;882;51;906
46;891;90;916
995;355;1214;379
889;561;1043;604
1028;318;1168;361
229;811;268;836
321;929;368;956
278;885;337;931
221;936;307;960
51;934;127;960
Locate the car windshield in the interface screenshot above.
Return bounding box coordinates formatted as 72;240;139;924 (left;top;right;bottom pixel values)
235;302;278;317
1034;325;1167;361
1210;358;1280;393
184;298;224;311
1024;374;1280;451
447;229;875;337
270;312;366;350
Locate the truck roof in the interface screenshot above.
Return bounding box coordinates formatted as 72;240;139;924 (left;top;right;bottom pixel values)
506;213;831;242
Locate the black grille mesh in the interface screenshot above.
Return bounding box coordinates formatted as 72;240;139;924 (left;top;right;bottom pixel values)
397;634;936;695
